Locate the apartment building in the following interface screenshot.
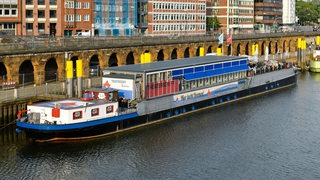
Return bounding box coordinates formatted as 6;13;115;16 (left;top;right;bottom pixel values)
94;0;137;36
0;0;20;36
254;0;283;33
208;0;254;34
64;0;94;36
147;0;207;36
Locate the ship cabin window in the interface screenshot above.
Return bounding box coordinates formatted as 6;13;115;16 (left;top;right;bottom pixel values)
106;105;114;114
198;79;203;87
91;108;99;116
191;80;197;88
217;76;222;83
211;76;216;84
234;72;238;80
223;74;228;82
229;73;234;81
73;111;83;120
205;78;210;86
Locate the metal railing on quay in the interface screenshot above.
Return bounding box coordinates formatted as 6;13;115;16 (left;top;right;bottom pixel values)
0;77;102;104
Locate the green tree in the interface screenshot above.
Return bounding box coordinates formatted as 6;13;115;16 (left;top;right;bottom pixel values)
206;16;221;33
296;1;319;25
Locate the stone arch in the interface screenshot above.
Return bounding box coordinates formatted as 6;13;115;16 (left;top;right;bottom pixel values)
44;58;58;81
183;47;190;58
109;53;118;67
126;52;135;64
157;49;164;61
19;60;34;84
88;54;100;76
89;54;100;67
0;62;7;83
171;48;178;59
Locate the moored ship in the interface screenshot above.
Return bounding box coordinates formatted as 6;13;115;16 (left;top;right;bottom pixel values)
16;55;297;142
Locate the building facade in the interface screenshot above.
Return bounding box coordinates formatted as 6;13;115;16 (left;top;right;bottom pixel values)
63;0;94;36
94;0;137;36
22;0;61;36
254;0;283;33
147;0;206;36
208;0;254;34
0;0;21;36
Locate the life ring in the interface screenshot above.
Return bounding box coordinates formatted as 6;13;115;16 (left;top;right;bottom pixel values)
247;71;251;77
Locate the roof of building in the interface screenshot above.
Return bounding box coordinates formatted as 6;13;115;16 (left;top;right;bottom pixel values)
102;55;246;74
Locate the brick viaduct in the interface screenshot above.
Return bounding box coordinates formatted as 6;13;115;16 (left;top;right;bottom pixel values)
0;33;318;85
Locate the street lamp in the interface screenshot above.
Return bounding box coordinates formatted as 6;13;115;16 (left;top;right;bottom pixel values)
273;17;281;32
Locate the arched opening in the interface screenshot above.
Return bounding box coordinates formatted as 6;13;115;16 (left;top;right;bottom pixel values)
282;41;286;53
0;62;7;84
261;42;265;55
184;47;190;58
19;60;34;85
196;47;200;56
70;56;78;77
89;54;100;76
227;45;232;55
45;58;58;81
109;53;118;67
126;52;134;64
207;46;213;54
157;50;164;61
275;42;279;54
245;43;250;55
269;43;272;55
171;48;178;60
236;44;241;56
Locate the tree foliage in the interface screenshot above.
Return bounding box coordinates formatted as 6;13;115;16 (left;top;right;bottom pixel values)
206;16;221;33
296;1;320;25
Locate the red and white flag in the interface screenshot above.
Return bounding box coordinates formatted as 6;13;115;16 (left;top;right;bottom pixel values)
226;33;232;44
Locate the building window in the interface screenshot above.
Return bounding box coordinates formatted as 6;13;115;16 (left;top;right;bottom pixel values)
26;23;33;32
50;10;56;18
26;10;33;18
83;2;89;9
75;2;81;9
38;23;45;32
38;10;45;18
26;0;33;5
4;9;9;16
38;0;45;5
84;14;89;21
50;0;56;5
75;14;81;22
65;1;74;8
65;14;74;22
0;9;2;15
11;9;17;16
